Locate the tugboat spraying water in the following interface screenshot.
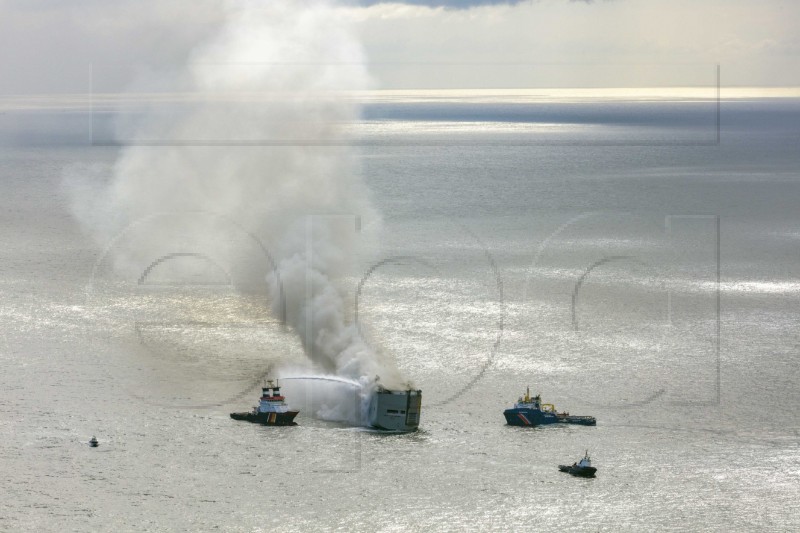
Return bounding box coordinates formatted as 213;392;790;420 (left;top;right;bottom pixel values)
270;375;422;431
230;379;299;426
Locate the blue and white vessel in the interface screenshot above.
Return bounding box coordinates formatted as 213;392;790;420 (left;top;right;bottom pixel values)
503;387;596;427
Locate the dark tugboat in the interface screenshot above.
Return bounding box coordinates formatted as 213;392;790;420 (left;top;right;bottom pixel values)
504;387;596;427
88;436;99;448
559;450;597;477
230;380;299;426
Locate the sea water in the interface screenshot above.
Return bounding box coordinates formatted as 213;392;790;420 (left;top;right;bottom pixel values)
0;92;799;531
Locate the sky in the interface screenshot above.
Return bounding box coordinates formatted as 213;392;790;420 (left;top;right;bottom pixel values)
0;0;798;94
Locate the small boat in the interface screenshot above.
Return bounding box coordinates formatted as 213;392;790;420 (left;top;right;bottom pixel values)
89;436;99;448
559;450;596;477
504;387;596;427
230;379;299;426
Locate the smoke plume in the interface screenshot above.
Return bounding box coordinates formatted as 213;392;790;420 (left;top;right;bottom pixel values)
70;0;405;420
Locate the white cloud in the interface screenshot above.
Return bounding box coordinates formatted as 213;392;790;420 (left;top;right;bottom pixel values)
0;0;797;94
0;0;222;93
350;0;800;88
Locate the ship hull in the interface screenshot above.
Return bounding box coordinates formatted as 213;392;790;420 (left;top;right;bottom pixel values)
559;464;597;477
504;408;596;427
230;411;299;426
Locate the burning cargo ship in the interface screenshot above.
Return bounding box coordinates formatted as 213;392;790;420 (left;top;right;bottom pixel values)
368;386;422;432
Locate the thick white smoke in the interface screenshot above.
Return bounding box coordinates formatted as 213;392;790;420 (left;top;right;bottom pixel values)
70;0;405;421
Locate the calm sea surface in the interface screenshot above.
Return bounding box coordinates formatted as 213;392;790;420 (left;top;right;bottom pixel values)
1;94;799;531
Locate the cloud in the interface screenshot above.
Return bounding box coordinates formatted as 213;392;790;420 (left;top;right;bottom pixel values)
0;0;798;94
356;0;612;9
0;0;223;94
350;0;800;88
354;0;596;8
360;0;526;7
